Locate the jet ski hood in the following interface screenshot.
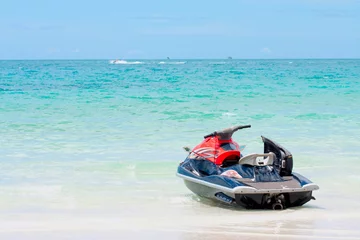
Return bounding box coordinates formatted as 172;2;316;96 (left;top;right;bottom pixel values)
189;125;251;166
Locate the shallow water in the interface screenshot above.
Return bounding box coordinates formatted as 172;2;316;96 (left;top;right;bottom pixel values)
1;59;360;239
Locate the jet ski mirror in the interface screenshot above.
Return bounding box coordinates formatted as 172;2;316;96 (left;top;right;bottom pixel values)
204;125;251;140
183;146;191;152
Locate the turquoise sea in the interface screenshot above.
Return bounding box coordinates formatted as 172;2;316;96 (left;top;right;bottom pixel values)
1;59;360;239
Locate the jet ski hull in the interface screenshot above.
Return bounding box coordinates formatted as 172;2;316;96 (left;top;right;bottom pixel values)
177;157;319;210
179;173;317;209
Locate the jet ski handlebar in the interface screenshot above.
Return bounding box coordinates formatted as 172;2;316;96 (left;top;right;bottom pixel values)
203;125;251;140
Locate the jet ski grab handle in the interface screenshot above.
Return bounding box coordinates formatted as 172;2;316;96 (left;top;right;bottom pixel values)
203;125;251;140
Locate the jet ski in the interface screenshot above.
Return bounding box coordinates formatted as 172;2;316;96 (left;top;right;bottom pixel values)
176;125;319;210
110;59;127;64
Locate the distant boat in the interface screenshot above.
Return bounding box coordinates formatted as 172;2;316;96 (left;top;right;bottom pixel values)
228;56;233;60
167;57;170;60
109;59;143;65
110;59;127;64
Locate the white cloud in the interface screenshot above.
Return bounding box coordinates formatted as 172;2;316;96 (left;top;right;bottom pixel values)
130;14;172;23
11;23;65;31
48;48;60;54
261;47;272;54
127;49;143;55
140;23;231;36
130;14;207;23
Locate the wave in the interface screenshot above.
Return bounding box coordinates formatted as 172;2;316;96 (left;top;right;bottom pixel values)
109;60;144;65
209;62;227;65
222;112;236;117
158;61;186;65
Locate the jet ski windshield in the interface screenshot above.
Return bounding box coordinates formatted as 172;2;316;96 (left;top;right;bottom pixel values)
220;143;238;151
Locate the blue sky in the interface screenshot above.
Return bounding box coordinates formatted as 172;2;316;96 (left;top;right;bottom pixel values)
1;0;359;59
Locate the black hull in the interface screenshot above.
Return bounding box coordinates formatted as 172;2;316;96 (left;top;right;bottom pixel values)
184;179;314;210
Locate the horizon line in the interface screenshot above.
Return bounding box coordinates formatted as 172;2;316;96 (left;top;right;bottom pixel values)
1;57;360;61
